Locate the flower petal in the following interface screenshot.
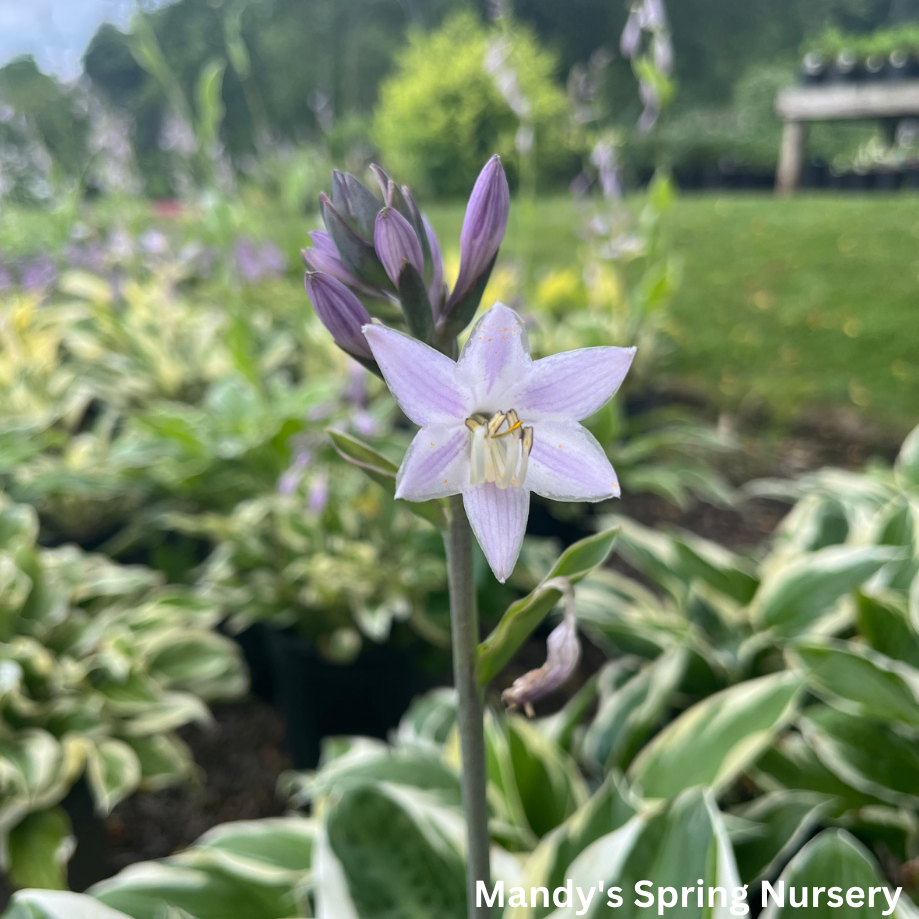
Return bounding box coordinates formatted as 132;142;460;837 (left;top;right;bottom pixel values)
463;482;529;583
363;324;471;425
515;346;637;421
395;423;469;501
525;419;620;502
456;303;531;412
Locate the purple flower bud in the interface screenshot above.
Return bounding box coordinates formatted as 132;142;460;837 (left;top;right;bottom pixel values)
373;207;423;289
331;169;350;212
423;216;445;318
304;271;374;360
449;154;509;307
369;164;392;200
302;235;382;299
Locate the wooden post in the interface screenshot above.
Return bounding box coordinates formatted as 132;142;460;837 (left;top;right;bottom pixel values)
776;120;806;196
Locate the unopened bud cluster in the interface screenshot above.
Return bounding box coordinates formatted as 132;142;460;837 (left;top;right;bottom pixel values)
303;155;510;368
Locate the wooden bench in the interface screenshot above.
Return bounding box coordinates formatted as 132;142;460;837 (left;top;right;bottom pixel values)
774;81;919;193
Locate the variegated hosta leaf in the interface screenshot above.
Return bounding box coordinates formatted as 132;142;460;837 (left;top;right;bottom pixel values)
91;817;315;919
2;890;134;919
628;672;802;800
86;739;142;815
314;783;521;919
509;788;739;919
760;830;915;918
0;731;84;861
752;545;901;638
7;806;75;890
506;775;637;919
729;790;833;885
791;638;919;728
480;715;588;844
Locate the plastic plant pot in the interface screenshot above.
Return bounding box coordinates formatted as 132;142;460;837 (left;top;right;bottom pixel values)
885;49;909;81
268;629;422;769
865;54;886;81
829;49;858;82
801;52;826;85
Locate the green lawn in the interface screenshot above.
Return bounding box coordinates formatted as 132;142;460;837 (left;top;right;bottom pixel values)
429;194;919;432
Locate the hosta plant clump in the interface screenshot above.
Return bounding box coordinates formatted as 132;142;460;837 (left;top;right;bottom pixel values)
0;495;246;891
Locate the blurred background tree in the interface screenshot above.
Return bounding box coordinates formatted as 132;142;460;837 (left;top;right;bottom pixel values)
2;0;918;197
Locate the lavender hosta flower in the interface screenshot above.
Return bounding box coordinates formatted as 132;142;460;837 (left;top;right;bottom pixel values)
362;303;636;582
304;272;375;362
374;207;423;289
503;594;580;715
447;155;509;312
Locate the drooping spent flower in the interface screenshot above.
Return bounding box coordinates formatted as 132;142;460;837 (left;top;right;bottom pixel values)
362;303;636;582
304;272;375;363
502;578;579;715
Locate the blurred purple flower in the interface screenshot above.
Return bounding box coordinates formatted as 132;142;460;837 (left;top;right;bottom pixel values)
308;471;330;514
278;446;313;497
20;255;57;292
620;7;643;59
653;33;674;77
234;237;287;284
65;242;106;273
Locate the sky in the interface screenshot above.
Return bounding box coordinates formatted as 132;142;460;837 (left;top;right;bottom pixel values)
0;0;135;81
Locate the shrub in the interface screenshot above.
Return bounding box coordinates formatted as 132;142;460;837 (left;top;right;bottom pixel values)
373;11;582;196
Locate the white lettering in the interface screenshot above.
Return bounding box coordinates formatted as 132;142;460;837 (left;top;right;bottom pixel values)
761;881;784;908
554;879;573;908
477;881;503;908
883;888;903;916
576;886;596;916
658;887;677;914
635;881;654;908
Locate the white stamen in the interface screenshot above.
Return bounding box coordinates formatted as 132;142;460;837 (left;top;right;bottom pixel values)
467;410;533;489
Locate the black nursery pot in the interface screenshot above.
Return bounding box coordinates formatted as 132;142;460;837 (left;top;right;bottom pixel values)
901;165;919;189
269;631;420;769
63;780;113;892
225;622;277;703
874;169;900;191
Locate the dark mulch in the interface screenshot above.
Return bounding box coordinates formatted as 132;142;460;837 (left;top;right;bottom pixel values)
104;701;291;874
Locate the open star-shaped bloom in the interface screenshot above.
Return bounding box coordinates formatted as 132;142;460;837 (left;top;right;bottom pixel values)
362;303;636;582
